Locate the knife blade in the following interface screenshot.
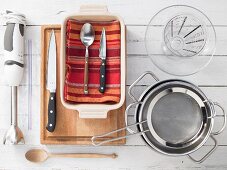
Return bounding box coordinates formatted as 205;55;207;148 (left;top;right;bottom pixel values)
99;28;106;93
46;30;57;132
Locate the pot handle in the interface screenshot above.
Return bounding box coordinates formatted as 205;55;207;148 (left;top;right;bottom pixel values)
188;135;217;163
210;101;227;135
128;71;159;102
125;102;142;134
187;101;226;163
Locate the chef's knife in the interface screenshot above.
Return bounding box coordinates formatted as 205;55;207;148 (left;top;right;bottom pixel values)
99;28;106;93
46;30;57;132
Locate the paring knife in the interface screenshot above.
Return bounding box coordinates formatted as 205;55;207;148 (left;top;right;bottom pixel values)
46;30;57;132
99;28;106;93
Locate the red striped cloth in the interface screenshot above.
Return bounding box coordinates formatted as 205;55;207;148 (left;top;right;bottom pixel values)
64;19;121;103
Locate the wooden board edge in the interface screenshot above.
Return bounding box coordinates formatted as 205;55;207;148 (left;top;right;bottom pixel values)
40;25;61;144
121;26;127;144
40;25;46;143
40;25;127;145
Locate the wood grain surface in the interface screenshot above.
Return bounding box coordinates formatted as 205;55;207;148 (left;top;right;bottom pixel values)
40;25;126;145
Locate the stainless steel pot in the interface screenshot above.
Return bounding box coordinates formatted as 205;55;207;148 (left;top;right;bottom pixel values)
92;71;226;163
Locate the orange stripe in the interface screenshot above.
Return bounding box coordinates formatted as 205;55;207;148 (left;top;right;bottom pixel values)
67;57;120;61
66;87;120;95
68;19;120;26
66;95;120;103
67;43;120;49
66;59;120;65
67;33;121;41
68;22;120;32
67;41;120;46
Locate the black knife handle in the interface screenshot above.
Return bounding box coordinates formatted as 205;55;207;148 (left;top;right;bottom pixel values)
99;59;106;93
46;92;56;132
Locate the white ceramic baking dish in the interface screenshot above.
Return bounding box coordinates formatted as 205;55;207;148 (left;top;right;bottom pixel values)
60;5;126;118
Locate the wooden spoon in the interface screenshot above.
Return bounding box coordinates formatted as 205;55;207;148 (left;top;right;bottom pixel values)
25;149;117;163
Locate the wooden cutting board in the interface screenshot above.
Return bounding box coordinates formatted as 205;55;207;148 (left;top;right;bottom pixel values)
40;25;126;145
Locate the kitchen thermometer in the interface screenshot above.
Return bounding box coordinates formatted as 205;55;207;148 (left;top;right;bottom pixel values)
145;5;216;76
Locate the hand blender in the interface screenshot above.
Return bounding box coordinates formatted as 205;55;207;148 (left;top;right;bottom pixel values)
2;11;26;144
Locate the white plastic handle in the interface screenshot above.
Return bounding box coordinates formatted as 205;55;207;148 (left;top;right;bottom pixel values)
80;5;108;14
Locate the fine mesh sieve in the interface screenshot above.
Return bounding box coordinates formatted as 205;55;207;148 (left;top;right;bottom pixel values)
91;72;226;163
150;92;203;144
136;81;210;151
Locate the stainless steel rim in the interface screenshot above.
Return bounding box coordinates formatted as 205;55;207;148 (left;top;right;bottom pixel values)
137;80;214;155
91;71;226;163
146;87;207;147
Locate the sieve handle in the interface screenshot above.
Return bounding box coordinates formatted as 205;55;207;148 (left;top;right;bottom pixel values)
128;71;159;102
91;120;149;146
188;135;217;163
211;102;227;135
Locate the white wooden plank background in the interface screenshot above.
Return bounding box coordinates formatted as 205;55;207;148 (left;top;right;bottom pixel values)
0;0;227;169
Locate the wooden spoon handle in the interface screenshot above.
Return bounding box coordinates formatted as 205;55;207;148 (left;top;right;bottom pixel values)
50;153;117;159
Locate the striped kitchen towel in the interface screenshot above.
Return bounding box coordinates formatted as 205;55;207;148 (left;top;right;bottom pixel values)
64;19;121;103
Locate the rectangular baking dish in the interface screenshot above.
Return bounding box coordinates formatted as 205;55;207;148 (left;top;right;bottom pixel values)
60;5;126;118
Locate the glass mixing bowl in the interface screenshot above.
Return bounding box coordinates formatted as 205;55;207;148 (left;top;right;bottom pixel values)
145;5;216;76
